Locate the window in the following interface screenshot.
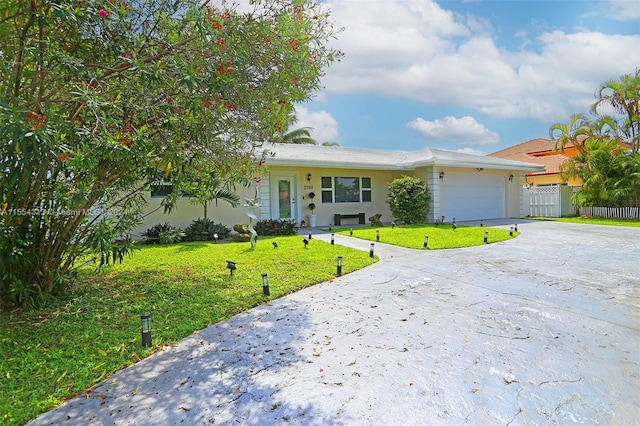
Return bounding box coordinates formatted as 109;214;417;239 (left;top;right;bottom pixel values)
150;183;173;198
321;176;372;203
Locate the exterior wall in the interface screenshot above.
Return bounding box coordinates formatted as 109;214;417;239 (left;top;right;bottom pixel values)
134;185;257;238
135;165;528;233
268;165;406;227
525;174;581;187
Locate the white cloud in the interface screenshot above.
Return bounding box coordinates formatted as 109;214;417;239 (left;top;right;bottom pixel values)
295;106;340;144
321;0;640;123
604;0;640;20
406;116;500;146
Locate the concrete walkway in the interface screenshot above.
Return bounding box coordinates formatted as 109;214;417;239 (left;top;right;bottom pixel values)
29;220;640;425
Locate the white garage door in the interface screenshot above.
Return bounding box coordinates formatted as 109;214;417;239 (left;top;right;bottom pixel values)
441;175;505;221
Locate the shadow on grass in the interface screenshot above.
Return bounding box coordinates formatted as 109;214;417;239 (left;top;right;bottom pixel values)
27;299;352;425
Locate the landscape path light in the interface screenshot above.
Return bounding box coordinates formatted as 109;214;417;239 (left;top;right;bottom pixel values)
350;228;353;236
214;233;219;243
331;233;335;245
140;312;152;348
376;230;380;242
423;236;429;248
510;227;513;236
261;273;270;296
226;260;237;276
303;237;309;249
369;243;375;258
337;256;343;276
272;242;278;248
484;231;488;243
514;223;518;232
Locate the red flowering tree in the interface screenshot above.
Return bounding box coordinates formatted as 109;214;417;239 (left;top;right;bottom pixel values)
0;0;342;307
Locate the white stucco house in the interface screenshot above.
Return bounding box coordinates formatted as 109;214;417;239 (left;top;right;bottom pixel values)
137;143;544;234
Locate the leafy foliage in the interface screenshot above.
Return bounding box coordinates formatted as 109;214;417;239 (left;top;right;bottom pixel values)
141;223;184;245
255;218;298;236
0;0;341;307
551;71;640;208
183;218;231;241
386;176;432;224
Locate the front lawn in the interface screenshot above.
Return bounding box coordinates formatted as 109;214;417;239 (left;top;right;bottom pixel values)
0;235;377;426
330;223;518;249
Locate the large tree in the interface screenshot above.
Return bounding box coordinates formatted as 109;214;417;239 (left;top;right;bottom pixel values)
0;0;341;307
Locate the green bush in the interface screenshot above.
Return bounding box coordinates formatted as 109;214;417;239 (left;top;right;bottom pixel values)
255;218;298;236
141;223;184;244
183;218;231;241
386;175;431;224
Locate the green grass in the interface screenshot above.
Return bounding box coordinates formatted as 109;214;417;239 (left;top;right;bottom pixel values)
529;216;640;227
330;224;518;249
0;235;377;426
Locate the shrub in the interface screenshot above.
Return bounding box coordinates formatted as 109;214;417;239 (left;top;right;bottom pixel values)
254;218;298;236
141;223;184;244
183;218;231;242
386;175;431;224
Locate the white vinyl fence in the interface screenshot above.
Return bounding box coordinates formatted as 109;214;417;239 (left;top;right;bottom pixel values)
579;206;640;219
523;185;577;218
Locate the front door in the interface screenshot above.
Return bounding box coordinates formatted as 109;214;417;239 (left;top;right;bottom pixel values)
271;173;299;222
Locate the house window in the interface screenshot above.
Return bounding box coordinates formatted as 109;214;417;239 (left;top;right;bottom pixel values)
321;176;372;203
150;183;173;198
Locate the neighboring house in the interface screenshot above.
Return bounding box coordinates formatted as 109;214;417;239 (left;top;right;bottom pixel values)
488;138;581;187
138;143;543;234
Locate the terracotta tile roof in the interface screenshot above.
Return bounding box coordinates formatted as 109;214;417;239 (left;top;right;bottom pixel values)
488;138;573;176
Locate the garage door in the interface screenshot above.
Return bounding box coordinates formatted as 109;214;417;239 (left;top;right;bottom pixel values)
441;175;505;221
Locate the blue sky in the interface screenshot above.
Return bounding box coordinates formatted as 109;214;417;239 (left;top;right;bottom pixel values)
294;0;640;154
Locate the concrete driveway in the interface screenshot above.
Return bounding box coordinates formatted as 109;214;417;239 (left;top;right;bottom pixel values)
29;220;640;425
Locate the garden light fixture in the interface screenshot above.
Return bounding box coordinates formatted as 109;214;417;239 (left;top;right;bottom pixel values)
214;233;219;243
514;223;518;232
308;230;312;240
510;227;513;236
350;228;353;236
262;273;270;296
484;231;488;243
226;260;237;276
376;230;380;242
331;233;335;245
370;243;375;258
423;236;429;248
337;256;343;276
272;242;278;248
140;312;152;348
303;237;309;248
480;220;483;227
391;221;396;229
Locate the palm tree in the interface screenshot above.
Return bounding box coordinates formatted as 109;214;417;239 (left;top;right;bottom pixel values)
273;110;316;144
549;113;592;157
591;69;640;153
278;126;316;144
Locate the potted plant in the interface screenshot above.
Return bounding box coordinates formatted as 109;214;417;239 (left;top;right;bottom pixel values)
308;192;317;227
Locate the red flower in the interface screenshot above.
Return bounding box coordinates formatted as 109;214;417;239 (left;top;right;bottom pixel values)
98;9;108;17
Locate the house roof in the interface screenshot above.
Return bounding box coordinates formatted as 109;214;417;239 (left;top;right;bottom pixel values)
264;143;545;172
487;138;572;176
